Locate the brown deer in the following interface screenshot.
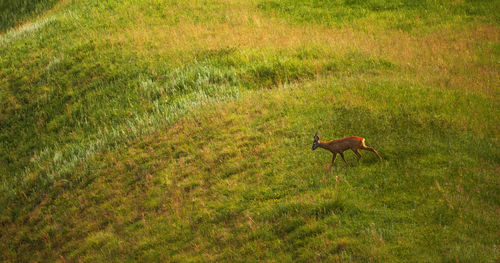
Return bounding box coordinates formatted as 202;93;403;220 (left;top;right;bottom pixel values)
312;132;381;171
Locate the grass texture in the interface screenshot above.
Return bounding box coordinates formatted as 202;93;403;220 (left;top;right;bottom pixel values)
0;0;499;262
0;0;60;33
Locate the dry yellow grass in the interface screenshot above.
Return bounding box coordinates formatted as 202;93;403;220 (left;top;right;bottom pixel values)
100;0;499;97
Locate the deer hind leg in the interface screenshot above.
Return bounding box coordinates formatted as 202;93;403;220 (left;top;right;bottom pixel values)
360;139;382;160
339;152;350;167
361;145;382;160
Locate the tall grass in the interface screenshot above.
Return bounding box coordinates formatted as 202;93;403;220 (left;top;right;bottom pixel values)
258;0;500;31
0;0;59;32
3;77;497;261
0;0;498;261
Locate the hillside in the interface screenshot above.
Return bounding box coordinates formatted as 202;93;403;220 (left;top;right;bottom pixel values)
1;0;499;262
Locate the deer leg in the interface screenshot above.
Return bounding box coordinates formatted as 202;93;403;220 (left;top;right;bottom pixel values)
361;146;382;160
353;149;362;162
339;152;350;167
329;153;338;172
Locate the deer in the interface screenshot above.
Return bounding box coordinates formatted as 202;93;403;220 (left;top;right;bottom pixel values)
312;132;382;171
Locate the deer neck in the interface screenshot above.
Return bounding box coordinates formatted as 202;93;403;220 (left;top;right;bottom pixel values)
318;141;330;150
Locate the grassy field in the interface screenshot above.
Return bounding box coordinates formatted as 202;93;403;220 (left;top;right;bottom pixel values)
0;0;61;33
1;0;499;262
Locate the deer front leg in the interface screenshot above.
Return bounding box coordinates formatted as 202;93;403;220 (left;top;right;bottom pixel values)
329;153;338;172
353;149;362;162
339;152;350;167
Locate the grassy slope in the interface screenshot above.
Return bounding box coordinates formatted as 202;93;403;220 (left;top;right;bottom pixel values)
1;0;499;262
0;0;61;33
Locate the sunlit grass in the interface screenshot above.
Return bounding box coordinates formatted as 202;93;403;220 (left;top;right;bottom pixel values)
5;78;497;261
0;0;498;261
0;0;61;32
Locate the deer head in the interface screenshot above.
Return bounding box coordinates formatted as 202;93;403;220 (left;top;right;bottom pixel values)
312;132;319;150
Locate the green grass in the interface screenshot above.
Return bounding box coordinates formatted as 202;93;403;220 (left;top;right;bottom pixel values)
258;0;500;31
0;0;60;33
1;0;499;262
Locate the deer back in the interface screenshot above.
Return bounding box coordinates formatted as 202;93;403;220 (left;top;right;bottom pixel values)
327;136;364;152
